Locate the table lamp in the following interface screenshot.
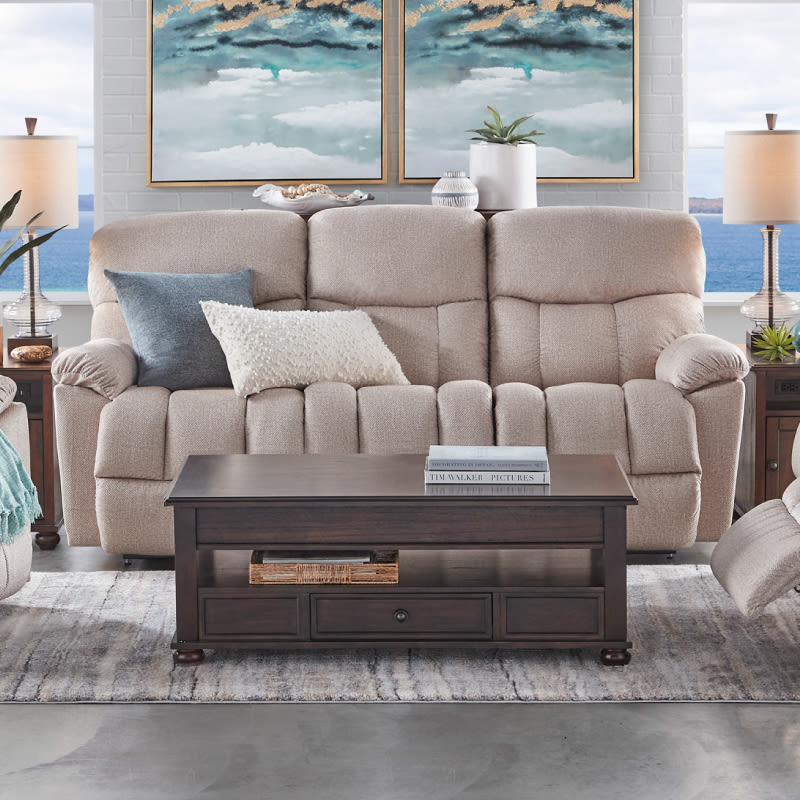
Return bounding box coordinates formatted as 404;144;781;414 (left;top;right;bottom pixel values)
0;118;78;353
724;114;800;347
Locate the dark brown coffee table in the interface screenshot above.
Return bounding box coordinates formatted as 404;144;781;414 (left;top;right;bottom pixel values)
166;453;637;666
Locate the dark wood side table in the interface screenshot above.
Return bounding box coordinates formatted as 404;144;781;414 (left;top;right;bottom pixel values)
0;349;62;549
736;349;800;516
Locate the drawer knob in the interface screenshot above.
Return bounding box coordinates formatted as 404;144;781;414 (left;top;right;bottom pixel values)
768;460;779;471
393;609;409;623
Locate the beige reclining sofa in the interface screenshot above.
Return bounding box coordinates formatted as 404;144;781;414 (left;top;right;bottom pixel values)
52;205;748;556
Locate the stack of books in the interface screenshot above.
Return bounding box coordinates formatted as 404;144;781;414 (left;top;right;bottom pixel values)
424;445;550;484
249;550;399;584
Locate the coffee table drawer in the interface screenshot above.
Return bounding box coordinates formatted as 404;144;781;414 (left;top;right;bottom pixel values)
199;594;306;639
311;593;492;640
499;591;604;640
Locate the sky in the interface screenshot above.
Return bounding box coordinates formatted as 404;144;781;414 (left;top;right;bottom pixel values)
688;1;800;198
0;2;94;194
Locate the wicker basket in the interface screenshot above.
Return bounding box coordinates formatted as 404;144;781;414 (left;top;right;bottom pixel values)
249;550;399;584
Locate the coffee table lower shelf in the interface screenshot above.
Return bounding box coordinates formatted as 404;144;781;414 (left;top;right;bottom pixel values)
171;551;632;667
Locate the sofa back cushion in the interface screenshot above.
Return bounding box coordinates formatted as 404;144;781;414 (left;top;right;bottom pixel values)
307;205;488;387
489;207;706;388
89;210;307;342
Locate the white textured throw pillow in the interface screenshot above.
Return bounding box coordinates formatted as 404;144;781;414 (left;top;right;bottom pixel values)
201;301;409;397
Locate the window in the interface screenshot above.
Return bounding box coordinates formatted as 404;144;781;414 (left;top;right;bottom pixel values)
688;1;800;292
0;2;94;293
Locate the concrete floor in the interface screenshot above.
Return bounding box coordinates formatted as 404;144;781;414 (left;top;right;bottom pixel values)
0;541;797;800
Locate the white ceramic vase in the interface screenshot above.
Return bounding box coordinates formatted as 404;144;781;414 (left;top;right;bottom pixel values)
468;142;538;211
431;170;479;209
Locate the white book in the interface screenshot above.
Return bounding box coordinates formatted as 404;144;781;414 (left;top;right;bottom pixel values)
425;483;551;497
258;551;372;564
424;470;550;484
426;445;549;471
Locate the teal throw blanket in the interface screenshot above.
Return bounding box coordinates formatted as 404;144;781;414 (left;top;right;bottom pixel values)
0;428;41;544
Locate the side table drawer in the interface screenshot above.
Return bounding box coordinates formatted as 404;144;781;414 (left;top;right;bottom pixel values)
199;593;306;639
311;593;492;640
499;591;604;641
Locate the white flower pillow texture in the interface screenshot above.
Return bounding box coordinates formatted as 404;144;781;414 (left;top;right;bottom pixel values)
201;301;410;397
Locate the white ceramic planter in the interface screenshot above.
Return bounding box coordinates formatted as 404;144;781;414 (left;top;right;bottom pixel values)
468;142;537;211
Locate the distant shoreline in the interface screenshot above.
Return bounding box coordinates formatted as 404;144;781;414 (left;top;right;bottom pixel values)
689;197;722;213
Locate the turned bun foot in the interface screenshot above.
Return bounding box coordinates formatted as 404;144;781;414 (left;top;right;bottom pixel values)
35;532;60;550
173;648;205;665
600;648;631;666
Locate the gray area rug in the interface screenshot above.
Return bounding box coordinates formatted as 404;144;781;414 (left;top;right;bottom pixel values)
1;567;798;702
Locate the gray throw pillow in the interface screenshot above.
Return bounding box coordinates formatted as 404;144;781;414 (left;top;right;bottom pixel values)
104;269;254;391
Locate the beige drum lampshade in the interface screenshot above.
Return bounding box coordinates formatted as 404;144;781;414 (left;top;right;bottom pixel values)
0;135;79;230
723;130;800;225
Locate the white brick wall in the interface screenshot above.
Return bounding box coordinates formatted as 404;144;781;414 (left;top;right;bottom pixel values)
98;0;686;223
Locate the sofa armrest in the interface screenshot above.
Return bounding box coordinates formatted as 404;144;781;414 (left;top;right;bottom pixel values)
655;333;748;393
0;375;17;415
51;338;137;400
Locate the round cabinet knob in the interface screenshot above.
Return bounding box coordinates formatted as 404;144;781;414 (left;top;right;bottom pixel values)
767;460;779;471
393;609;409;623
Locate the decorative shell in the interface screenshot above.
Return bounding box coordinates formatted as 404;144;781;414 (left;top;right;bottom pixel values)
10;345;52;362
252;183;375;214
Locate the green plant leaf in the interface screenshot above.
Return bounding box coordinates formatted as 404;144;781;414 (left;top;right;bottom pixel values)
0;225;66;277
0;190;22;230
467;107;545;145
505;114;535;136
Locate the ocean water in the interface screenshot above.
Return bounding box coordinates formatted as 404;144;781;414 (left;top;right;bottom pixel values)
2;209;799;294
0;209;94;293
696;213;800;293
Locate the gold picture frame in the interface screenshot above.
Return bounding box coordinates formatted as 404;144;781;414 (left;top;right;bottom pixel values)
400;0;639;184
147;0;388;187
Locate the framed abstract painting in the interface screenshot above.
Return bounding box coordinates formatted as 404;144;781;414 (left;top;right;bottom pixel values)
401;0;638;183
148;0;387;186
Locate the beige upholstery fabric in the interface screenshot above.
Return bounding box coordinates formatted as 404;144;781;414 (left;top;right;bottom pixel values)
308;206;488;387
89;210;307;340
357;385;438;454
541;305;620;387
489;207;705;303
246;389;304;454
51;339;137;400
616;295;705;383
304;382;359;454
437;380;494;445
623;379;700;475
96;478;175;556
0;402;32;600
164;389;246;478
493;383;547;446
792;411;800;479
545;383;631;473
0;376;17;415
54;206;747;556
711;497;800;617
689;380;745;542
53;384;107;547
489;298;542;388
628;473;701;551
656;333;749;393
95;387;170;480
489;207;706;387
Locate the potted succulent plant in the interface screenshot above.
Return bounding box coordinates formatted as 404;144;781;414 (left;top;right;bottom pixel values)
467;106;543;211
